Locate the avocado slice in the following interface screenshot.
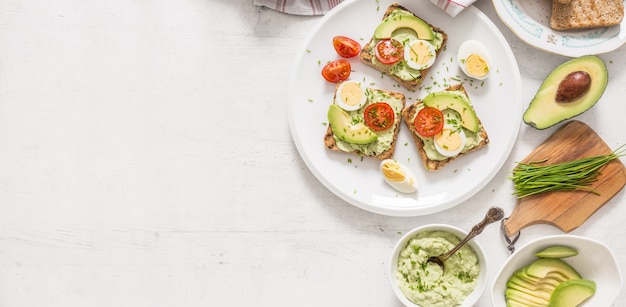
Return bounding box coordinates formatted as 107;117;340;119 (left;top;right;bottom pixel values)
506;278;553;301
549;279;596;307
508;273;559;292
506;299;533;307
327;104;377;145
524;258;582;280
535;246;579;259
523;55;608;130
373;15;435;40
505;288;550;306
422;91;479;133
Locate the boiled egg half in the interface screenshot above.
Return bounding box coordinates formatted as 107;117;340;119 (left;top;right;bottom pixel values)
433;111;467;157
380;159;418;193
404;39;436;70
334;81;367;111
457;40;490;80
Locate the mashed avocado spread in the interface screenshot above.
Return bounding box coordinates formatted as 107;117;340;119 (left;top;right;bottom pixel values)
396;230;479;307
334;88;403;156
367;9;444;81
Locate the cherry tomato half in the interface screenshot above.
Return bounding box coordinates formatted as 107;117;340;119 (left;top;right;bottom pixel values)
364;102;395;131
332;36;361;58
375;39;404;65
321;59;351;83
413;106;444;137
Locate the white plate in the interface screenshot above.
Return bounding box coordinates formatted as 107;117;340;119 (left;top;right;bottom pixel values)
491;235;622;306
492;0;626;57
288;0;522;216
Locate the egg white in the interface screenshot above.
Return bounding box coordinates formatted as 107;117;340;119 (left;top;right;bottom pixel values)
434;128;466;157
334;81;367;111
457;40;490;80
404;39;436;70
433;113;467;158
379;159;418;193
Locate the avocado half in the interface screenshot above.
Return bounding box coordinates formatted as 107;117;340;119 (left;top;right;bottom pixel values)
523;55;608;130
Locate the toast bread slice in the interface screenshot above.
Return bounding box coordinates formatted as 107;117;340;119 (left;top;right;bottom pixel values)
550;0;624;30
402;84;489;171
324;86;406;160
360;3;447;92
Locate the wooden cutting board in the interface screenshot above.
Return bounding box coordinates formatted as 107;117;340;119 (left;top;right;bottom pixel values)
503;120;626;237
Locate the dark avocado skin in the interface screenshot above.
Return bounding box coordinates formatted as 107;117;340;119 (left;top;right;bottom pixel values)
523;55;608;130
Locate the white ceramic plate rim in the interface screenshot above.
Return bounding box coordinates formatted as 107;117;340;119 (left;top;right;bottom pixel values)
490;234;623;306
389;224;487;306
492;0;626;57
288;0;522;216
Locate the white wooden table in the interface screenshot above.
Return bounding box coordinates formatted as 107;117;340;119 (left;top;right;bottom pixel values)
0;0;624;305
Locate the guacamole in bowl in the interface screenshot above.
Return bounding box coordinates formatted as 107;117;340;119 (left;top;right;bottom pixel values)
390;224;488;307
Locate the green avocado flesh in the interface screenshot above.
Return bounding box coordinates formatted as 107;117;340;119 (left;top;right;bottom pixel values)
535;246;579;259
373;15;435;40
549;279;596;307
327;104;377;144
525;258;581;280
422;91;479;133
523;55;608;130
504;246;596;307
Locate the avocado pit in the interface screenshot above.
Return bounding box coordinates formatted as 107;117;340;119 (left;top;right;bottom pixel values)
555;71;591;103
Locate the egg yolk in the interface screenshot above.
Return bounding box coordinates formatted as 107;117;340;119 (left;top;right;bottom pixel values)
408;41;433;66
435;129;463;152
339;82;363;107
465;54;489;78
381;161;406;182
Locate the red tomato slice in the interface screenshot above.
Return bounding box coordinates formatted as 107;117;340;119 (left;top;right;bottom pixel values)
364;103;395;131
414;107;444;137
375;39;404;65
333;36;361;58
321;59;351;83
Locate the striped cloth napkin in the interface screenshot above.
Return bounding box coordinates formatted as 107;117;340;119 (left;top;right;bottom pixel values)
254;0;476;16
254;0;343;15
430;0;475;17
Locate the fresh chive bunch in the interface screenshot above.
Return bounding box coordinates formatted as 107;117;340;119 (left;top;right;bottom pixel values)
510;144;626;199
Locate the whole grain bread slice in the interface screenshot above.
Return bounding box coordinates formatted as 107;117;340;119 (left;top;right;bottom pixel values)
360;3;447;92
550;0;624;30
324;86;406;160
401;84;489;171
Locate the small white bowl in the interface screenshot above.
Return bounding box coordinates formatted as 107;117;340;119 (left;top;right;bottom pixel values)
389;224;488;307
491;235;622;306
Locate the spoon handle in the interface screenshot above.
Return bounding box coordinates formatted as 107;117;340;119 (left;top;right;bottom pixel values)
440;206;504;261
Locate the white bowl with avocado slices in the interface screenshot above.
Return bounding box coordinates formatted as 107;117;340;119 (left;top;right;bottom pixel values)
491;235;622;307
389;224;488;307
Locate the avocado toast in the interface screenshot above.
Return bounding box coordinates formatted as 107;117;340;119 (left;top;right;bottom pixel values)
324;82;406;160
402;84;489;171
360;3;448;92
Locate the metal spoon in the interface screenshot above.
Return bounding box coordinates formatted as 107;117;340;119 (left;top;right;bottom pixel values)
427;206;505;271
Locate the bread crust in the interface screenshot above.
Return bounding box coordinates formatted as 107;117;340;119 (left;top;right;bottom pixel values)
550;0;624;30
359;3;448;92
324;85;406;160
401;84;489;171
